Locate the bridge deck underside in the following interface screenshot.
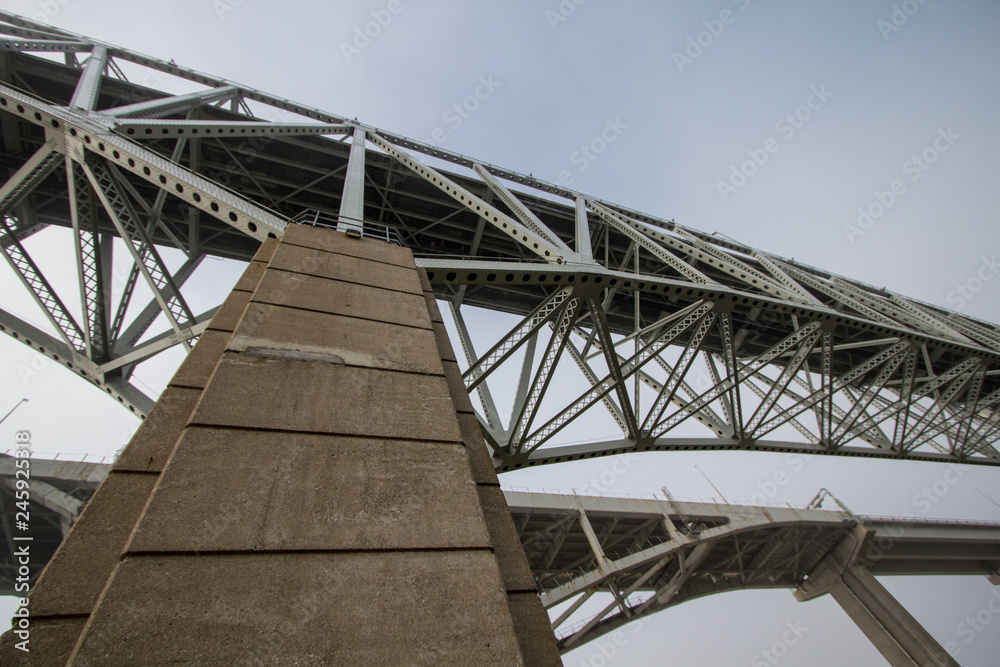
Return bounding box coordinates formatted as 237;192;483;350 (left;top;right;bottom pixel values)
507;494;1000;651
2;51;996;382
2;23;1000;485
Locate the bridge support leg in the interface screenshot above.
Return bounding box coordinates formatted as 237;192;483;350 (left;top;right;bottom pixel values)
3;224;560;665
795;526;957;667
828;564;958;667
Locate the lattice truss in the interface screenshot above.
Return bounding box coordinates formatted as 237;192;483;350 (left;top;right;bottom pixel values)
507;493;854;652
1;12;999;466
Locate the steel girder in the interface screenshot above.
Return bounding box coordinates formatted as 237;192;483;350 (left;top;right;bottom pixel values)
505;491;1000;653
0;11;998;468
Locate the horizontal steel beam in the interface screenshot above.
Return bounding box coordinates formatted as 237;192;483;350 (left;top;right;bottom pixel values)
113;120;354;139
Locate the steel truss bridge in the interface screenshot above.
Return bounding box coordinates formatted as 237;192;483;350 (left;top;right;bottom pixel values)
2;15;1000;471
506;491;1000;651
1;10;1000;661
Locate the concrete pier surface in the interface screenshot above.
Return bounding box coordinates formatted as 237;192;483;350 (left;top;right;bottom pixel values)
1;225;560;666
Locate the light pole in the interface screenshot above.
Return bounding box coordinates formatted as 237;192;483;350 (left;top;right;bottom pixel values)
694;464;730;504
0;398;29;426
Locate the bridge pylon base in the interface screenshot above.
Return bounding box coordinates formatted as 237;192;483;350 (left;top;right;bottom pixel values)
1;224;560;665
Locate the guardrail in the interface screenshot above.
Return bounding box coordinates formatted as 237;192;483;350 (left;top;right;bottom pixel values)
0;449;115;464
288;209;405;246
554;596;646;641
502;485;815;510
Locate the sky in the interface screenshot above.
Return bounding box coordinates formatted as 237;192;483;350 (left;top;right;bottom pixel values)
1;1;1000;664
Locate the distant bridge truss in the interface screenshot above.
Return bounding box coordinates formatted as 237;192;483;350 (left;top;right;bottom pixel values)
505;490;1000;651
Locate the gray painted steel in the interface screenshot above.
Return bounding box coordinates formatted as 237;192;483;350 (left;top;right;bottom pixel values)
0;12;998;470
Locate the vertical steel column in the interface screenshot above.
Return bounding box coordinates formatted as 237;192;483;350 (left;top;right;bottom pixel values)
575;196;592;261
68;46;107;111
337;126;365;234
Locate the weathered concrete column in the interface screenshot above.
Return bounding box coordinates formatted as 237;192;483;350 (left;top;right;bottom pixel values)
22;224;558;665
0;237;277;666
419;267;562;665
796;525;958;667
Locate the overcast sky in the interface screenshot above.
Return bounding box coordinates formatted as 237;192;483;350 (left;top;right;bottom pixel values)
1;1;1000;665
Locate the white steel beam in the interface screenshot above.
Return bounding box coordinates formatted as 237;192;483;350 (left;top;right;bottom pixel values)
473;162;576;258
463;286;573;389
587;200;712;284
80;159;194;348
366;131;566;263
0;39;91;52
113;119;353;139
449;302;503;435
102;85;240;119
575;196;593;262
337;126;365;233
522;301;715;453
0;84;287;241
68;45;107;111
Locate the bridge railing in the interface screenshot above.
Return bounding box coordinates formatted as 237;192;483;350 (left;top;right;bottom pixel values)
288;209;405;246
503;485;816;510
0;449;115;464
553;595;647;641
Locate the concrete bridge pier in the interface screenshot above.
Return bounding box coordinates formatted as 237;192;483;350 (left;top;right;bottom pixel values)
795;525;959;667
1;224;560;665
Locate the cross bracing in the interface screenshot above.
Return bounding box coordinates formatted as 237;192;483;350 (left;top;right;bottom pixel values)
505;491;1000;653
0;11;999;471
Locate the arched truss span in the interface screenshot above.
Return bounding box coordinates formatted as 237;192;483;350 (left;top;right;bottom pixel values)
0;11;998;469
